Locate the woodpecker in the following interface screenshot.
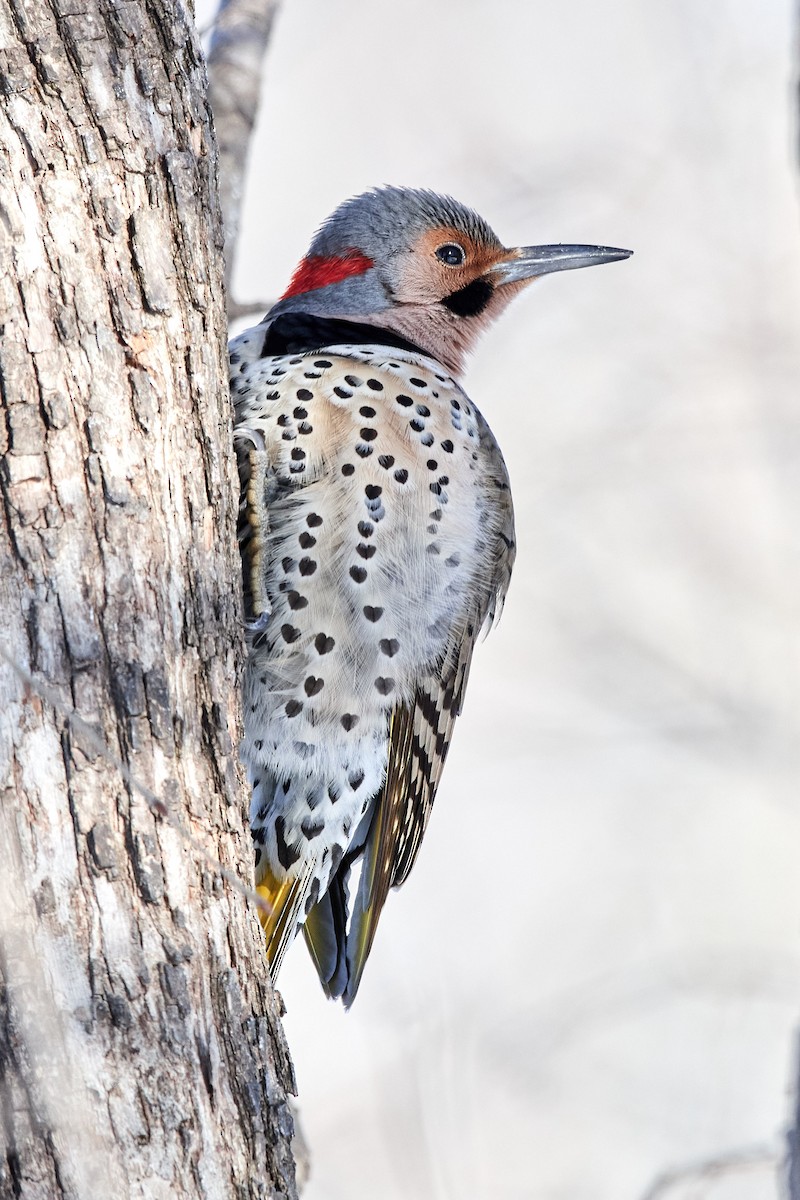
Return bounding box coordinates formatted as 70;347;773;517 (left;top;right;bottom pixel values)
229;187;631;1006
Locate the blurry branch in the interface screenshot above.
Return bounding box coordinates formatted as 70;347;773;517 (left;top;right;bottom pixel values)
206;0;280;315
788;25;800;1187
228;296;275;322
290;1103;312;1194
788;1032;800;1198
638;1145;777;1200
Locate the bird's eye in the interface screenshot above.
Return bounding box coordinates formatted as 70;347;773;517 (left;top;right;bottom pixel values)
435;243;466;267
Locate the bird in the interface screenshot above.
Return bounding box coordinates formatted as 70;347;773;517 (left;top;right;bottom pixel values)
229;187;631;1006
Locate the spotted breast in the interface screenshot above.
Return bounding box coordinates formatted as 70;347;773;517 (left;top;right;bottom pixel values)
231;330;514;1004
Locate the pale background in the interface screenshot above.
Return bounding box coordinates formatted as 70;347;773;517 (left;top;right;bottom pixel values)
210;0;800;1195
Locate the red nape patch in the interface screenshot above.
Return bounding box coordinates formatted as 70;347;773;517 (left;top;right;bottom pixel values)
281;249;374;299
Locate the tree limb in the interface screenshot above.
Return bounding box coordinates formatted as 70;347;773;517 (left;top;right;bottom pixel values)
639;1144;777;1200
788;1031;800;1198
207;0;281;308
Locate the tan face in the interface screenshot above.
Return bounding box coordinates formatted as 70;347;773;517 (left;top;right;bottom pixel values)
390;226;519;305
353;225;531;376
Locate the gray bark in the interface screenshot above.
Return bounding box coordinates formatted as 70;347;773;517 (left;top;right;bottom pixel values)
207;0;280;309
0;0;297;1195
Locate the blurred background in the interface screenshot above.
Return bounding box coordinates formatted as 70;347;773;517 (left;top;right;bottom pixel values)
209;0;800;1195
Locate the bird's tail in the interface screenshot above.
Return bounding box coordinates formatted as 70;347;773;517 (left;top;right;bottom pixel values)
303;873;349;999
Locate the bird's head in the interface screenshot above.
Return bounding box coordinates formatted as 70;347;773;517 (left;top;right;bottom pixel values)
271;187;631;376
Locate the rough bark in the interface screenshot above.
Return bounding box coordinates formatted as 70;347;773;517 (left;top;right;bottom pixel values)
0;0;297;1195
206;0;279;312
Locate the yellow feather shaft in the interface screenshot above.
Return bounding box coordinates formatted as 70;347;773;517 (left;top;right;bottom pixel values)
256;866;301;974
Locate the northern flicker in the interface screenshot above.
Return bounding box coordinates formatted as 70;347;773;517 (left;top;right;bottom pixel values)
230;187;631;1006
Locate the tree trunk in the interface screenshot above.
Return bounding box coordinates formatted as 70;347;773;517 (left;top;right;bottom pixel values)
0;0;297;1195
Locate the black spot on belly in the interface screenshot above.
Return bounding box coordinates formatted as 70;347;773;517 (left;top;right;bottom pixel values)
301;816;325;840
275;815;300;869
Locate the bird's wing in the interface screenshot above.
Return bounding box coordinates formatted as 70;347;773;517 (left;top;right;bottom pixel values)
343;452;515;1005
341;618;479;1006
